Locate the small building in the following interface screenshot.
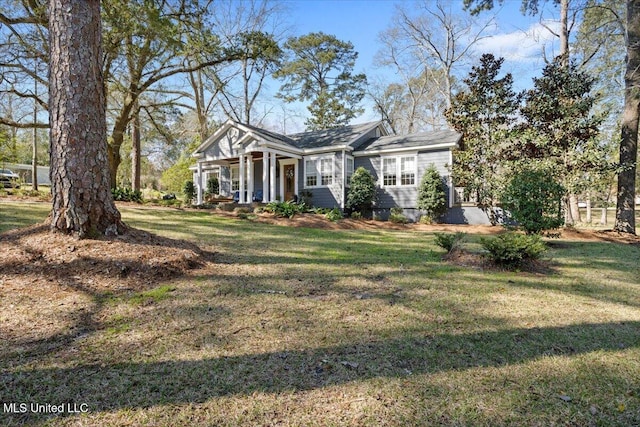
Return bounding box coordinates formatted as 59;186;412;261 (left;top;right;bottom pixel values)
192;119;463;222
0;163;50;185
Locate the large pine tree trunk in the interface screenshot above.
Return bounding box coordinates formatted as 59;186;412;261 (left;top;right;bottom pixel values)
615;0;639;234
48;0;125;237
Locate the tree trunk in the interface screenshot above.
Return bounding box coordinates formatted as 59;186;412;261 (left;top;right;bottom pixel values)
48;0;124;237
585;195;592;223
614;0;639;234
600;207;608;225
569;193;582;223
131;102;141;191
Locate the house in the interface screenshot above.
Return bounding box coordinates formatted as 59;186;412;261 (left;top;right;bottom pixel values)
192;119;464;222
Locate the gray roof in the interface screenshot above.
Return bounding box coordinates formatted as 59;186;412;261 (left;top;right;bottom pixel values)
241;122;298;148
355;129;460;152
287;121;380;149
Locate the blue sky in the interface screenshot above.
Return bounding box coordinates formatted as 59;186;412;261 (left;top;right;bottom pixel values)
264;0;563;128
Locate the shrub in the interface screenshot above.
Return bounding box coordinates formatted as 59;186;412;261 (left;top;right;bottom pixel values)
346;167;376;215
206;176;219;196
350;211;362;220
111;187;142;203
325;208;343;222
434;232;467;252
501;168;565;234
264;200;304;218
389;207;408;224
417;164;447;223
183;180;196;204
481;232;546;267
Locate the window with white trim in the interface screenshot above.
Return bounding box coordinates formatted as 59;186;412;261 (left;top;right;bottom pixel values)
381;155;417;187
383;157;397;186
230;165;248;192
304;156;334;187
305;159;317;187
400;156;416;185
231;166;240;191
346;156;354;185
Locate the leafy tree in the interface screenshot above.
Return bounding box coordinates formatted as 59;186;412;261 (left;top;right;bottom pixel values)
445;54;519;224
274;32;367;130
501;168;565;234
417;164;447;223
346;167;376;215
516;58;604;224
161;153;195;194
48;0;124;236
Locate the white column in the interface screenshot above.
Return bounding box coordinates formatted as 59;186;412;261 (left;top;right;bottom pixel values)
270;152;277;201
196;162;203;205
262;151;269;203
239;153;246;203
247;154;253;203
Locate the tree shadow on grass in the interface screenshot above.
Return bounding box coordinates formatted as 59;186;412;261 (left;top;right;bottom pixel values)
2;321;638;424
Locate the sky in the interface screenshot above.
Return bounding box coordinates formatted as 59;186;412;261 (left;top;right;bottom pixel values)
270;0;563;128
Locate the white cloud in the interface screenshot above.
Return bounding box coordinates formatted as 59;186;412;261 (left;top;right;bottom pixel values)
474;21;561;63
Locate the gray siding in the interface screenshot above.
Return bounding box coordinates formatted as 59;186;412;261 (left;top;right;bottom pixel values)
203;129;247;160
355;149;452;221
220;166;231;196
302;153;344;208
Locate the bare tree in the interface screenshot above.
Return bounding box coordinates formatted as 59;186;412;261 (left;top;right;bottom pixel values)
393;0;496;110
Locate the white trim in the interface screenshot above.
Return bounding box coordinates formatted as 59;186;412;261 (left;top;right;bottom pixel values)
449;150;454;208
341;150;346;209
352;143;456;157
196;162;203;205
380;154;417;188
262;152;269;203
270;152;277;202
239;154;246;203
303;154;335;189
279;158;298;201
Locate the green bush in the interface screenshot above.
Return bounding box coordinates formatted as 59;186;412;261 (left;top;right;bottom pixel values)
325;208;343;222
264;200;306;218
206;176;219;196
350;211;362;220
501;168;565;234
183;180;196;204
389;207;408;224
434;232;467;252
346;167;376;215
417;164;447;223
111;187;142;203
481;232;546;267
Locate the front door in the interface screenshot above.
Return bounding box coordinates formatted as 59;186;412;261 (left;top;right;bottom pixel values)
284;164;295;201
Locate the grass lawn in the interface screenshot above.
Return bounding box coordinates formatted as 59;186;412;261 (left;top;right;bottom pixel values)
1;201;639;426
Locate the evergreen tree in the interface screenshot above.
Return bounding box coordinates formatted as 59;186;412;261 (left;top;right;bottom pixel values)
274;32;367;130
346;167;376;215
417;165;447;223
445;54;519;224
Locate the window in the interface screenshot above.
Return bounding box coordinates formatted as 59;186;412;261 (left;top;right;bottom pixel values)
320;158;333;185
400;156;416;185
382;155;416;187
230;165;248;192
305;160;317;187
304;156;334;187
383;158;397;186
346;156;354;185
231;166;240;192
